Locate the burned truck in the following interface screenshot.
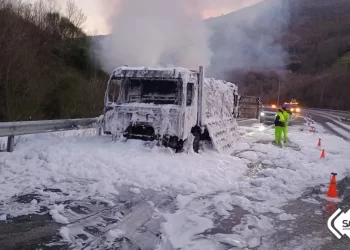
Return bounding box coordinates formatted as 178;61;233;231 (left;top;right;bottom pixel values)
103;66;240;154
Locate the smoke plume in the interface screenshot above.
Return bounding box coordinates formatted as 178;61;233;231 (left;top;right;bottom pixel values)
99;0;212;73
97;0;290;77
206;0;290;76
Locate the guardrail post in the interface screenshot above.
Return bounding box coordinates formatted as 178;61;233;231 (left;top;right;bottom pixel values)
7;135;14;152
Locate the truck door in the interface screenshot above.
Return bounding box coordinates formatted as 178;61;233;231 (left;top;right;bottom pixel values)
182;81;197;140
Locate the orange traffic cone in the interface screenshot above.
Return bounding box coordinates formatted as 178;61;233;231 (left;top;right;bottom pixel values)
317;138;321;147
320;149;325;159
327;173;338;198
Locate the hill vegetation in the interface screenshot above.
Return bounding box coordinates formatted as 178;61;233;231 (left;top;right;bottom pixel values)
217;0;350;109
0;0;107;122
1;0;349;123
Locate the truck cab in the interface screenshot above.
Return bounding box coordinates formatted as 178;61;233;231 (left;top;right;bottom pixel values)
103;66;240;153
103;67;200;151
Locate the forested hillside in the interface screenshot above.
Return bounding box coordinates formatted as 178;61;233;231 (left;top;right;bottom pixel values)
0;0;107;122
2;0;350;123
216;0;350;109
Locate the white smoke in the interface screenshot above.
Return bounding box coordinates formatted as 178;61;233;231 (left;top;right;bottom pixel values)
206;0;290;76
99;0;212;73
97;0;290;77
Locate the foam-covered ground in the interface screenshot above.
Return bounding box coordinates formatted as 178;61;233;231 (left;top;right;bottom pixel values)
1;119;350;249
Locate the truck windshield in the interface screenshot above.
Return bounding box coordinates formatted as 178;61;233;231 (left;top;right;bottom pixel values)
107;79;121;103
120;78;182;105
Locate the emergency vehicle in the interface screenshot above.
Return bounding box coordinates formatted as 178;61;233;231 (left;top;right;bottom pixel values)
283;100;301;114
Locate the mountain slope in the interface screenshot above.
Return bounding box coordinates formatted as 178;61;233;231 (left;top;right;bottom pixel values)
0;2;108;122
208;0;350;109
91;0;350;109
206;0;289;76
207;0;350;74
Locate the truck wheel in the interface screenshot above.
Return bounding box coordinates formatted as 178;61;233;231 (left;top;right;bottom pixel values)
191;125;202;153
175;139;184;153
193;134;200;153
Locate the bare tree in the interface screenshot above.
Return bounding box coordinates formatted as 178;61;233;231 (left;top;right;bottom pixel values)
46;0;59;13
65;0;86;29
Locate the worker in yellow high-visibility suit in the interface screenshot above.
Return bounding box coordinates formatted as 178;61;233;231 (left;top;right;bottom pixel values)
282;107;290;143
274;108;285;146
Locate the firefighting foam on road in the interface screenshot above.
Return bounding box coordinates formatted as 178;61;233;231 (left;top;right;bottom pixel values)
1;108;350;249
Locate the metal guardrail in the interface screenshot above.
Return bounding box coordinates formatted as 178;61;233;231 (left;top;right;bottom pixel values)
302;108;350;123
0;118;100;152
302;108;350;117
302;107;350;115
1;108;346;153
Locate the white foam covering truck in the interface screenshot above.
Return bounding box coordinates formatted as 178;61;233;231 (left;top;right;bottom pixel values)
102;66;241;154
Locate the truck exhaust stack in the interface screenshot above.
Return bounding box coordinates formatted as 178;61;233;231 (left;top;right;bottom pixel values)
197;65;204;127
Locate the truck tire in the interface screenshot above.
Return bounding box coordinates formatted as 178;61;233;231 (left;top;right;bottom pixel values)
191;125;202;153
175;139;184;153
193;134;200;153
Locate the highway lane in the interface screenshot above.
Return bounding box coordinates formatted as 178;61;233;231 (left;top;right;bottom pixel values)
265;111;350;250
303;110;350;141
303;110;350;250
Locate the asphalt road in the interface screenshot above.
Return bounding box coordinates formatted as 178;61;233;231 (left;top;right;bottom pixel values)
303;110;350;141
258;112;350;250
1;114;348;250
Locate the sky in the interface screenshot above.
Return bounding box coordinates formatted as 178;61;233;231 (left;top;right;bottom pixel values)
28;0;262;35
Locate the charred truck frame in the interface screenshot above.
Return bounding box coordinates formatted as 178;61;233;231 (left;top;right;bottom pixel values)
103;66;240;154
